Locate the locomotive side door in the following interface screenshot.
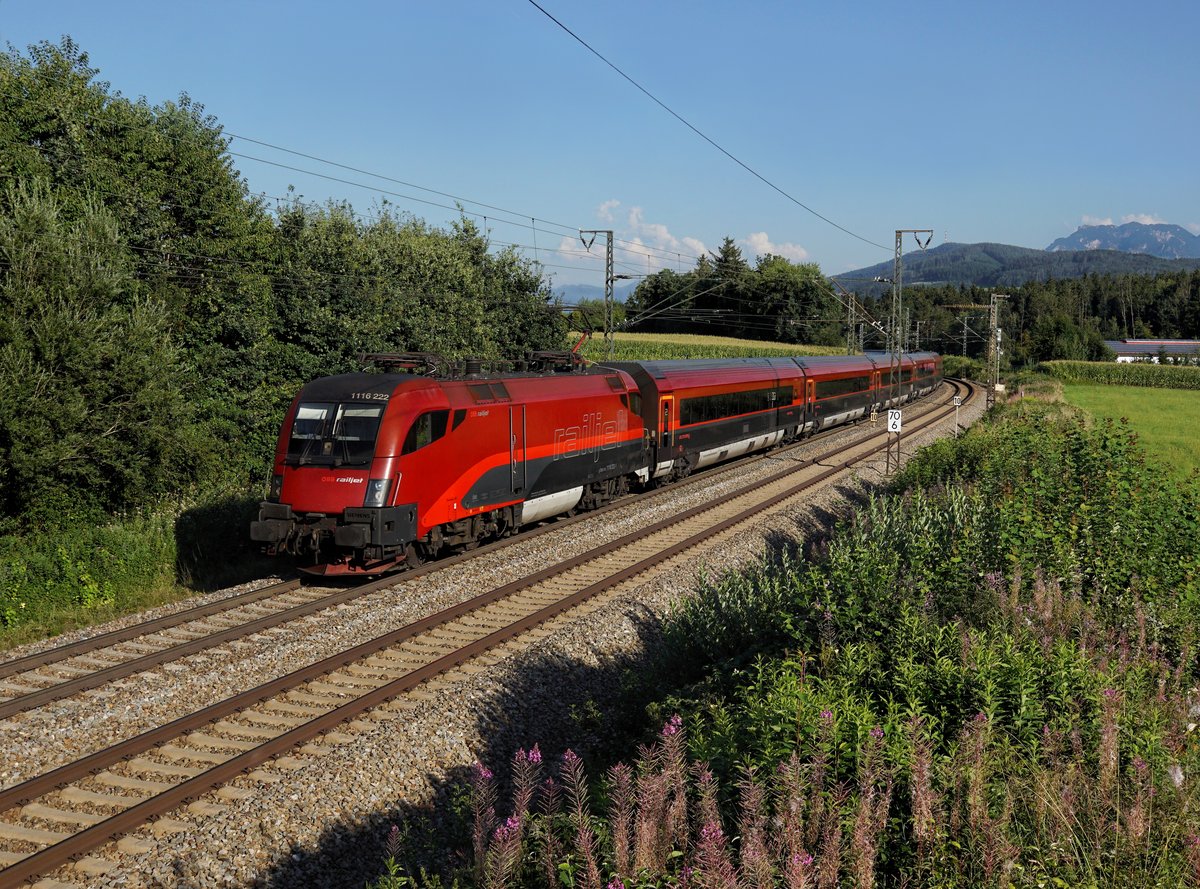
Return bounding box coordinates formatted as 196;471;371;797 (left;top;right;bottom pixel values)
509;404;526;495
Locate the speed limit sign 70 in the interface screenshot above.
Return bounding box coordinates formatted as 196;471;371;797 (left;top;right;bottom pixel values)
887;409;902;433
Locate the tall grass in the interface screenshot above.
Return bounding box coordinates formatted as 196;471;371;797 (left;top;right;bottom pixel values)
0;487;277;650
0;513;179;647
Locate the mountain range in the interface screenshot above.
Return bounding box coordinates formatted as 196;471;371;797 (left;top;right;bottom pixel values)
836;235;1200;295
555;223;1200;301
1047;222;1200;259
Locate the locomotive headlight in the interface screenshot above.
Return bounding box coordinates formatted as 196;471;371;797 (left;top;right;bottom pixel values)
363;478;392;508
267;474;284;502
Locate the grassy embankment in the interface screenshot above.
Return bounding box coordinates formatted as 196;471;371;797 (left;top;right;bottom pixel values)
375;395;1200;888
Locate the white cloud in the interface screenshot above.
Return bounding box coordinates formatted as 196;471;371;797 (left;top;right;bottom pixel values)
597;199;620;223
1082;215;1113;226
624;207;708;269
741;231;809;262
1186;222;1200;236
1121;213;1167;225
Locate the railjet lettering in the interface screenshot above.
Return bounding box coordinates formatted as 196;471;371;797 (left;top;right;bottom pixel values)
321;476;366;484
553;411;621;462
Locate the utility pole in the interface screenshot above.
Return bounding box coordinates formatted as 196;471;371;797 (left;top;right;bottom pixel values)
847;297;856;355
830;276;861;356
884;228;933;475
962;315;969;357
986;293;1008;410
580;230;633;360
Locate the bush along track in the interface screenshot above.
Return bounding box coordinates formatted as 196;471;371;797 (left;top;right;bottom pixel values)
374;399;1200;888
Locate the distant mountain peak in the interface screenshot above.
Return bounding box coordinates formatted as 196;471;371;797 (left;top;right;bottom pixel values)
1047;221;1200;259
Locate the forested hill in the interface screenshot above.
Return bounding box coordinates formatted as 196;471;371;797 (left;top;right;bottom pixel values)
837;242;1200;296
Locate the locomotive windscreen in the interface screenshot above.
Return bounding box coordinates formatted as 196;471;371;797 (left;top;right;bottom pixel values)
286;402;385;467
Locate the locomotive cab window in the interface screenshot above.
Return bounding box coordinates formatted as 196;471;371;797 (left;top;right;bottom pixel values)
286;402;385;467
402;410;450;454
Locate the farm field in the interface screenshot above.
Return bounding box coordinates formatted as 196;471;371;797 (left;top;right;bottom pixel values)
572;330;844;361
1062;383;1200;479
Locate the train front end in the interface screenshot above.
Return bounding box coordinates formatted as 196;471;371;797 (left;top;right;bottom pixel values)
250;372;440;575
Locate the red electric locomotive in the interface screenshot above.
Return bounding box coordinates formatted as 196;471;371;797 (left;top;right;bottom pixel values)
252;350;942;575
251;353;648;574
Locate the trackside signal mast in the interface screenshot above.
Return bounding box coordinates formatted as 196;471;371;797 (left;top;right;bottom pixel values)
884;228;933;475
986;294;1008;410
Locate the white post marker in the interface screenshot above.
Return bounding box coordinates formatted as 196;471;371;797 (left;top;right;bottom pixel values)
953;395;962;437
887;409;902;433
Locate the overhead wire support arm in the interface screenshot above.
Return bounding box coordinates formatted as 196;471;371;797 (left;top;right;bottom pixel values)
579;230;633;360
883;229;934;476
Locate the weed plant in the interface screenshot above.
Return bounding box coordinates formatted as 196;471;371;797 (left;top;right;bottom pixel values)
373;400;1200;887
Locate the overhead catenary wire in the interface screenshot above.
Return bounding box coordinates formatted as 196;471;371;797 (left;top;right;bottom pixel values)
526;0;891;254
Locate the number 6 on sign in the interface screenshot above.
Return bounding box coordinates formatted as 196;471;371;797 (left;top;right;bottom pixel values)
887;409;902;433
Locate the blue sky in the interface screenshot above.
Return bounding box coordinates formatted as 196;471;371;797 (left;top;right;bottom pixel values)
3;0;1197;288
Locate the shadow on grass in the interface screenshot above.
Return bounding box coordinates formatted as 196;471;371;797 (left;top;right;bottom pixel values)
174;494;281;590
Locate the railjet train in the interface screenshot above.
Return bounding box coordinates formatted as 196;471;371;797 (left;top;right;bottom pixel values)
251;350;942;575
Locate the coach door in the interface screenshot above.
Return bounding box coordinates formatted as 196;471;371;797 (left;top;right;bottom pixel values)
509;405;526;495
659;396;674;451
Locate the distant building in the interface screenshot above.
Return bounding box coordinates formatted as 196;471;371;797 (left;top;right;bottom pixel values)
1104;339;1200;364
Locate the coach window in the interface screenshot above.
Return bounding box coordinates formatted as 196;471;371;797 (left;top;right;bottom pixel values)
403;410;450;454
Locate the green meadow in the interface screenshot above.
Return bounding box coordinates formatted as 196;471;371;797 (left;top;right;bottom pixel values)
1062;383;1200;480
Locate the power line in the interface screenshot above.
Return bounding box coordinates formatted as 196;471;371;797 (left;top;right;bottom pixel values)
526;0;890;253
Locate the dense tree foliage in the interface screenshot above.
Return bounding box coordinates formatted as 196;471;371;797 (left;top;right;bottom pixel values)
0;38;566;534
852;271;1200;364
625;237;1200;366
625;238;843;346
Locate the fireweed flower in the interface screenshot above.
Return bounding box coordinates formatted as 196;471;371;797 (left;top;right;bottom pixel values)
472;762;493;782
493;815;522;842
870;726;884;740
663;714;683;736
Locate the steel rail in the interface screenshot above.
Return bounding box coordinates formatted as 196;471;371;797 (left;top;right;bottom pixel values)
0;379;972;888
0;381;951;720
0;580;300;681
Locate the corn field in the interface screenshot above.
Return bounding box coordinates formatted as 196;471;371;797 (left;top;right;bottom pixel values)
1040;360;1200;389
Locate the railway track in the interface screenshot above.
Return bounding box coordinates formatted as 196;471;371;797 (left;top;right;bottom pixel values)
0;379;972;887
0;380;954;725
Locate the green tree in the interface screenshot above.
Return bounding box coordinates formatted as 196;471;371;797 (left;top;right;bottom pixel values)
0;181;200;526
